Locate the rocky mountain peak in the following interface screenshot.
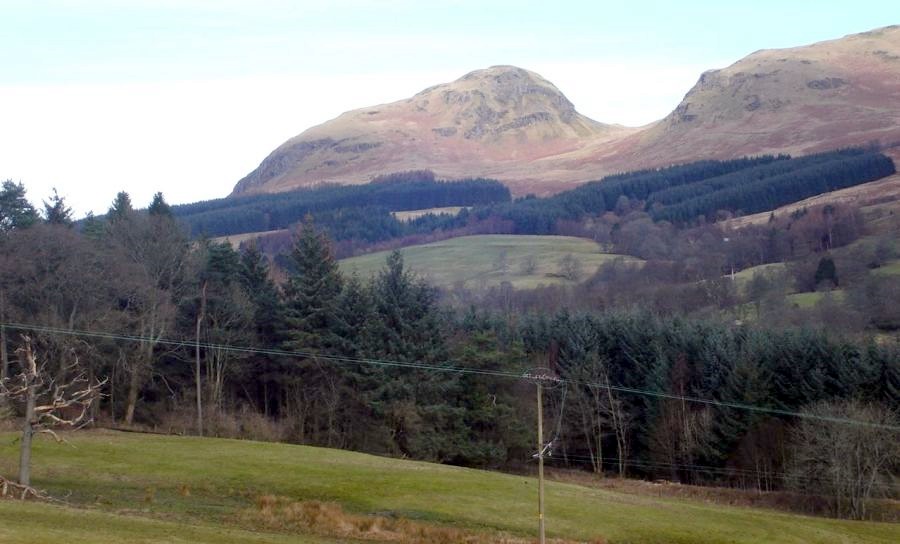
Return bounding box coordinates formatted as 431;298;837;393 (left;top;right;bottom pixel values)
406;65;592;140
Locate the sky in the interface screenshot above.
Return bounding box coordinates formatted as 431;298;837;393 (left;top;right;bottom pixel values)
1;1;897;216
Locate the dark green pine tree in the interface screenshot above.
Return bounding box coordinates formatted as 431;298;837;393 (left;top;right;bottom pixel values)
814;256;838;288
0;180;39;233
42;188;73;227
338;272;375;356
204;241;241;286
148;192;173;217
368;249;449;457
81;212;106;240
867;343;900;406
107;191;133;223
707;354;773;463
238;242;284;344
282;217;346;354
370;249;445;362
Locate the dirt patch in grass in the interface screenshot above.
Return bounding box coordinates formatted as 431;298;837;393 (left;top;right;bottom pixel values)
242;495;604;544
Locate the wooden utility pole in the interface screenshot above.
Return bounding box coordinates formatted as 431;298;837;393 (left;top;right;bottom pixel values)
537;381;546;544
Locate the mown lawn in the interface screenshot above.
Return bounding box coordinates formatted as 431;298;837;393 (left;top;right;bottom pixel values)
340;234;639;289
0;430;897;543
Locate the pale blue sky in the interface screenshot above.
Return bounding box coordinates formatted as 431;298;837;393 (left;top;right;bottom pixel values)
1;0;897;214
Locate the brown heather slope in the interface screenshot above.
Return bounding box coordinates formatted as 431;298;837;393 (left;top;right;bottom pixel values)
607;25;900;171
233;25;900;197
232;66;635;196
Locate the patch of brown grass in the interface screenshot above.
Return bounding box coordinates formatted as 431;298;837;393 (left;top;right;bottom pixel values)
242;495;603;544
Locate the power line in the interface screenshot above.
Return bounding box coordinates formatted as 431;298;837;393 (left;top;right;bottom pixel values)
2;321;899;431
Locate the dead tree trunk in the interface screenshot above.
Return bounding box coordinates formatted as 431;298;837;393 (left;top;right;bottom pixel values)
124;362;140;426
18;375;35;486
1;336;104;491
0;322;8;382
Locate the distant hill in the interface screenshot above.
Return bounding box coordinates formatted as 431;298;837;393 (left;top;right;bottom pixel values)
611;25;900;174
232;65;632;196
233;25;900;197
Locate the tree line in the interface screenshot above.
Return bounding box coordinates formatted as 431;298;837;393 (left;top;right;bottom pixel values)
471;148;894;234
168;171;509;238
116;148;896;263
653;152;895;223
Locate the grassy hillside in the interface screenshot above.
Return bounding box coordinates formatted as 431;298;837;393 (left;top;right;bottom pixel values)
391;206;468;221
212;228;288;249
0;500;330;544
340;235;639;289
0;430;897;543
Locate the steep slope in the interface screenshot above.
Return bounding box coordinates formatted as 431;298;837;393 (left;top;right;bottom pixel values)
233;26;900;197
232;66;632;196
609;24;900;169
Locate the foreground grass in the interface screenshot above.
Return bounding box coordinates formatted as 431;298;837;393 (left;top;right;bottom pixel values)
0;430;897;543
340;234;639;289
0;500;336;544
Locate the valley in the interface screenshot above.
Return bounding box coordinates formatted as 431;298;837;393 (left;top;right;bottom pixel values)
3;16;900;544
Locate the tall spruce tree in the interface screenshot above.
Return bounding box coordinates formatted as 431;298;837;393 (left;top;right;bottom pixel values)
238;243;284;344
80;212;106;240
148;192;173;217
0;180;39;233
42;188;73;227
107;191;133;223
367;249;450;457
282;217;346;354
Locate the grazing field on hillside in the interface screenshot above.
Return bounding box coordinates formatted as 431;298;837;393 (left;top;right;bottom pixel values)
340;235;639;289
0;430;897;544
212;229;289;249
874;259;900;276
391;206;468;221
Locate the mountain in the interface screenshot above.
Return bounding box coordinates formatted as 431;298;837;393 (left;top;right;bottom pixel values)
232;66;635;196
606;24;900;171
233;25;900;197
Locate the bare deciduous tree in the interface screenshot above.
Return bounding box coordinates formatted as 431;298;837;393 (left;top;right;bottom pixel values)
0;336;104;495
519;254;537;276
565;354;632;476
787;400;899;520
557;254;582;282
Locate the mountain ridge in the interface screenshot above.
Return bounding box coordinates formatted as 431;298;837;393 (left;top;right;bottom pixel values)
233;25;900;197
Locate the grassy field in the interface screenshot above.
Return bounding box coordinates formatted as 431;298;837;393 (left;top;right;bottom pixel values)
391;206;468;221
873;259;900;276
0;430;897;543
212;229;288;249
785;290;846;308
340;235;639;289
